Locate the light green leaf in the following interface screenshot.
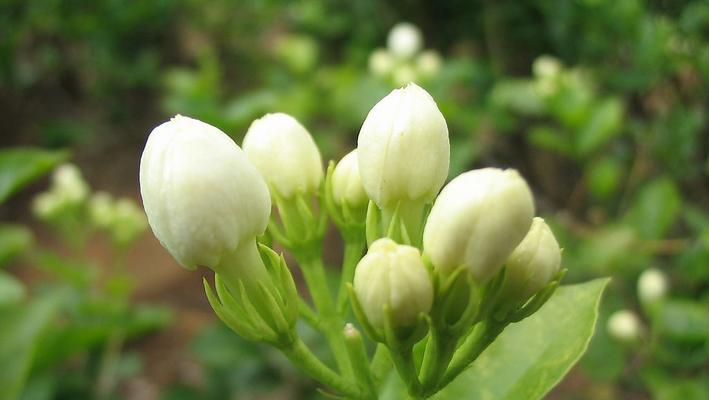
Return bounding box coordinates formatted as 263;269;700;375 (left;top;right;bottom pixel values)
0;271;26;305
0;148;68;205
575;97;624;156
434;278;609;400
0;297;58;399
626;177;681;239
0;224;33;268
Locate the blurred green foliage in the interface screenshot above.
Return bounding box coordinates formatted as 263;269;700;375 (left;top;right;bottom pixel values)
1;0;707;398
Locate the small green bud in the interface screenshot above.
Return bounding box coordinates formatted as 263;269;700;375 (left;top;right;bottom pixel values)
243;113;323;199
353;238;433;331
500;217;561;305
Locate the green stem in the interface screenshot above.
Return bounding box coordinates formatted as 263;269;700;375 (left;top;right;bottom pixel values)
298;253;352;376
282;338;360;397
419;325;456;393
370;344;391;385
343;324;377;399
337;239;366;314
93;330;125;400
390;346;422;397
438;320;506;390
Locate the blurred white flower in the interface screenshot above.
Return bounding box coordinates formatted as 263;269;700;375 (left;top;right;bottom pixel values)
607;310;642;342
368;48;395;77
387;22;423;59
416;50;442;78
638;268;668;304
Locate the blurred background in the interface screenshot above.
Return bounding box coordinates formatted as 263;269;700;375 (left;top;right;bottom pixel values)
0;0;707;399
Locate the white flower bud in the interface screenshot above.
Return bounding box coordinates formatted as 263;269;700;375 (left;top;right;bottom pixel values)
607;310;642;342
140;115;271;270
416;50;442;78
53;164;90;203
532;55;562;79
423;168;535;282
502;218;561;303
387;22;423;59
354;238;433;330
89;192;115;228
357;83;449;208
332;150;368;209
243;113;323;198
638;268;668;303
368;49;395;77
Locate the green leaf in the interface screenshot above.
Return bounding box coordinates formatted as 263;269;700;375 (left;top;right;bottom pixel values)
0;297;58;399
575;97;624;156
0;224;33;268
653;300;709;343
0;148;68;205
625;177;681;239
433;278;609;400
0;271;26;305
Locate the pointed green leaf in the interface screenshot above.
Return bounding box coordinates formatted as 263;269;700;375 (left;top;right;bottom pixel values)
433;278;609;400
0;148;68;205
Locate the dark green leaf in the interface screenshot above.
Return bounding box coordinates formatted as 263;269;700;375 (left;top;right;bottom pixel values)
0;148;68;205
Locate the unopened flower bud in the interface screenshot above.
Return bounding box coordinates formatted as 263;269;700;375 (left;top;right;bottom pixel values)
332;150;368;209
243;113;323;198
357;83;449;209
638;268;668;304
140;115;271;270
416;50;442;78
53;164;90;203
532;55;562;79
354;238;433;330
369;49;394;77
501;218;561;304
607;310;642;342
387;22;423;59
423;168;535;282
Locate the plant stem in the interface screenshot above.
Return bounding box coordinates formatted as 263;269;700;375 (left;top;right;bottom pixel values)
337;239;365;313
370;344;391;385
419;324;456;394
343;324;377;399
298;253;352;376
282;338;360;397
438;320;505;389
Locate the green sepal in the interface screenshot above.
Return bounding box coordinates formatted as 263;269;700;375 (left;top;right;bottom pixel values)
269;188;326;255
203;278;262;342
505;268;568;323
365;201;381;247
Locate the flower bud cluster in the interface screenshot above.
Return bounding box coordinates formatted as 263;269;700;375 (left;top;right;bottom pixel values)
369;22;443;86
32;163;90;220
89;192;148;247
139;82;567;398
